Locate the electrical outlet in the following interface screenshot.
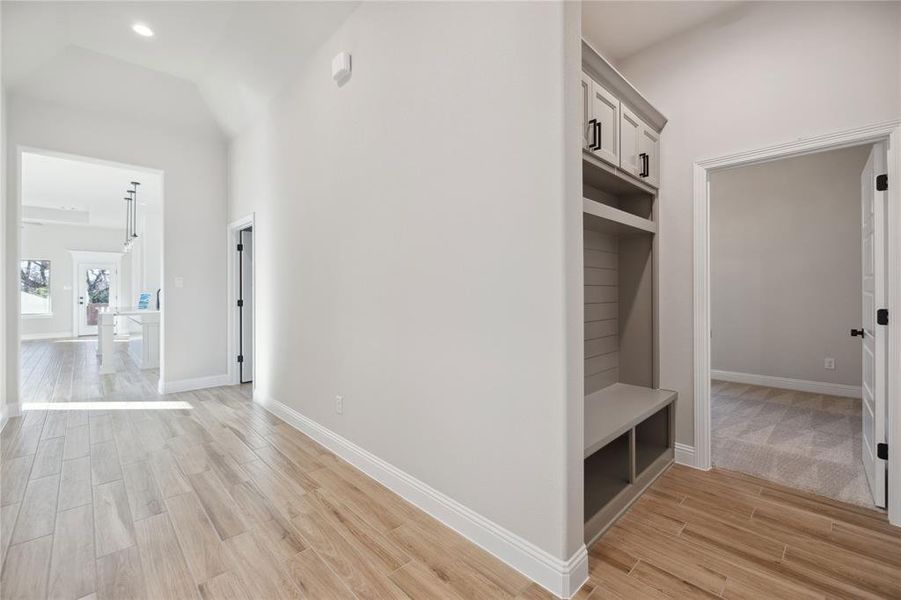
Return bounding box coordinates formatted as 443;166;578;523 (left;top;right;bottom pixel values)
336;395;344;415
824;358;835;370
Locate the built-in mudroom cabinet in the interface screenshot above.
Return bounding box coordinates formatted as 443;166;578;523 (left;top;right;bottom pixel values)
581;39;676;546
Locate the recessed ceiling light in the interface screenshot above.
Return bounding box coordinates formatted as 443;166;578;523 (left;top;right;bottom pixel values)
132;23;154;38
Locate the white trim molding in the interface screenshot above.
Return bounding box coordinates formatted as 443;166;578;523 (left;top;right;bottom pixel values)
711;370;862;400
693;120;901;527
158;374;230;395
256;392;590;598
674;443;696;468
20;331;72;341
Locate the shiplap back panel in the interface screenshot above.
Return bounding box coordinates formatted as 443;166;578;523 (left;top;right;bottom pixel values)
585;227;619;394
618;236;654;387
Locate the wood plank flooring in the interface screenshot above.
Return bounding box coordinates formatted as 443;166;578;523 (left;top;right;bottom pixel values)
19;338;160;406
577;466;901;600
3;339;900;599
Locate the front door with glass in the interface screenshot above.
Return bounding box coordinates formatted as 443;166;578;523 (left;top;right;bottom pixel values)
77;263;116;336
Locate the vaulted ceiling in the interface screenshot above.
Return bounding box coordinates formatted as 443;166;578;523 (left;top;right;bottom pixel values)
582;1;746;64
2;1;359;138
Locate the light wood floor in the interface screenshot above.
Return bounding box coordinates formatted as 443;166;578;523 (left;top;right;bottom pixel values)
587;465;901;599
20;337;160;405
3;339;900;599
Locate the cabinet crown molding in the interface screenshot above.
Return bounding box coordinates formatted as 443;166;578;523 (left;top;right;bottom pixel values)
582;39;667;133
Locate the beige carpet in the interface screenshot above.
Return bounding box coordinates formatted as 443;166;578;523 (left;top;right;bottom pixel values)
711;380;876;509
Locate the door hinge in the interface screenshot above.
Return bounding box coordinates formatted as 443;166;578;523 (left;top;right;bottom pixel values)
237;243;244;252
876;174;888;192
877;308;889;326
237;299;244;308
877;442;888;461
237;354;244;363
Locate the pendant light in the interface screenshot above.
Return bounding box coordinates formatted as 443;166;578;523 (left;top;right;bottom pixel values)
123;195;132;252
123;181;141;253
130;181;140;242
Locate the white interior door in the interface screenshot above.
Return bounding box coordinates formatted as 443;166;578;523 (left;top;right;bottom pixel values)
77;263;117;337
239;228;254;383
860;142;887;508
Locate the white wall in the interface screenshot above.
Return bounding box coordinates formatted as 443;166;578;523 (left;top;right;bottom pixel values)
615;1;901;444
230;0;581;566
19;223;131;338
711;146;868;388
1;6;7;422
5;94;228;395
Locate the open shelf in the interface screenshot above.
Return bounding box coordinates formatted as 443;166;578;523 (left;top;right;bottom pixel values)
583;197;656;236
584;383;676;459
584;431;630;519
583;151;656;197
636;404;671;475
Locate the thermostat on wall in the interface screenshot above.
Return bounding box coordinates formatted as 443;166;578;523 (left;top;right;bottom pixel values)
332;52;351;83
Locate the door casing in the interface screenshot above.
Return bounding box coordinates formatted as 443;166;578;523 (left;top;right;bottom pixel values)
690;120;901;527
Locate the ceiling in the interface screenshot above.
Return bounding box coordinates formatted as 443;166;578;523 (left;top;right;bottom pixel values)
2;1;360;138
21;151;162;229
582;1;746;64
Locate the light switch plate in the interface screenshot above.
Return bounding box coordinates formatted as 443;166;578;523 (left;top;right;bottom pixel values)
824;357;835;370
174;277;184;288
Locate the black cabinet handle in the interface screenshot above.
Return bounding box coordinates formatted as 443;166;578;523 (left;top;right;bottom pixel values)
639;152;649;177
851;328;865;338
588;119;597;150
594;121;602;151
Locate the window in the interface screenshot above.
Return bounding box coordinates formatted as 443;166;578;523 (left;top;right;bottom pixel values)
20;259;51;315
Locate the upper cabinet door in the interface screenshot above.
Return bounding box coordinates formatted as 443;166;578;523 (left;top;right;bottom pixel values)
638;125;660;188
620;105;660;188
589;79;619;167
581;72;594;151
619;104;642;179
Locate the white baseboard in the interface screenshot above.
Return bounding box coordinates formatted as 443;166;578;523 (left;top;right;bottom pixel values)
674;442;698;468
711;369;861;399
158;374;231;395
20;331;71;341
255;393;589;599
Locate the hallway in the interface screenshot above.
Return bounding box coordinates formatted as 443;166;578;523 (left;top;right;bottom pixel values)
1;345;540;599
3;344;900;598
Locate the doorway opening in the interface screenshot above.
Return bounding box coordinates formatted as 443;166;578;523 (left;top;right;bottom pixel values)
709;144;881;508
693;122;901;526
238;227;254;384
228;214;255;389
17;148;164;404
